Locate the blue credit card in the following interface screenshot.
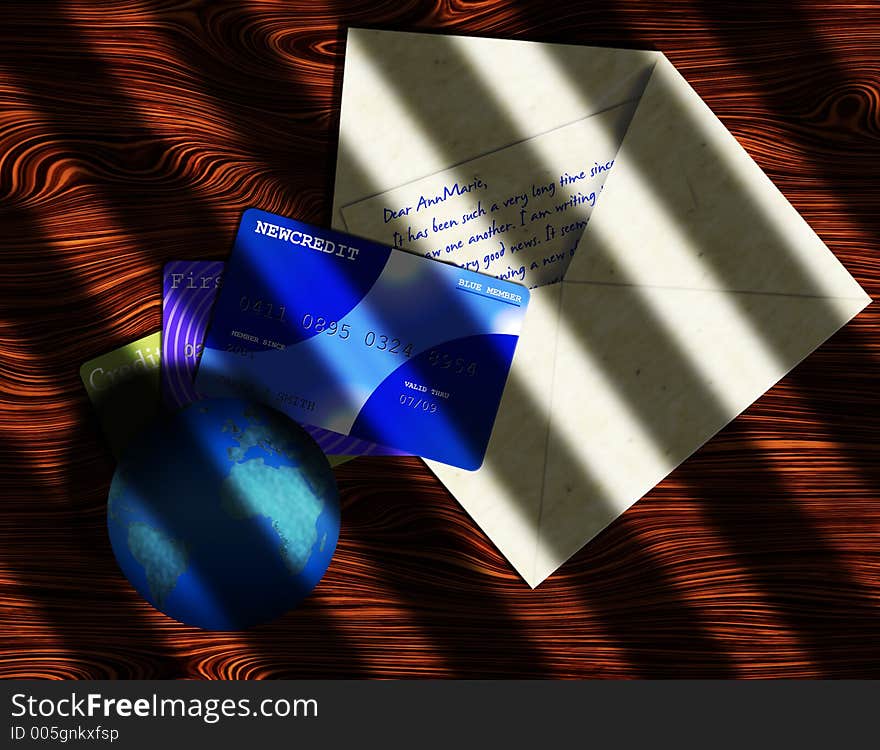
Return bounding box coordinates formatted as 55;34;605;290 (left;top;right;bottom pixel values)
196;209;530;470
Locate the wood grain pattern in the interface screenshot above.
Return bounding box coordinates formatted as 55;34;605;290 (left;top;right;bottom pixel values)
1;0;878;679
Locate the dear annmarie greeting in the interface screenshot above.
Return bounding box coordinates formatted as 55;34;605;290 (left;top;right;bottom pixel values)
341;103;631;288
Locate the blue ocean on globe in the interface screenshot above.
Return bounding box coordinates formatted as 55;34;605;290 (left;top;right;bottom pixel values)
107;398;340;630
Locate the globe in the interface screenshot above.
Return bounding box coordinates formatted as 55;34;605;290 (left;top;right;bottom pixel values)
107;398;340;630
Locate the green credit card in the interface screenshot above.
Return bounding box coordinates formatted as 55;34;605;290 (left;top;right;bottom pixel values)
80;332;163;460
80;330;352;467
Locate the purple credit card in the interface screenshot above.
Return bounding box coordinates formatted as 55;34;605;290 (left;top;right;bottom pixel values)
161;260;403;456
162;260;224;410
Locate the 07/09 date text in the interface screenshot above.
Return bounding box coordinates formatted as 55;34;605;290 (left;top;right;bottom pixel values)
399;394;439;413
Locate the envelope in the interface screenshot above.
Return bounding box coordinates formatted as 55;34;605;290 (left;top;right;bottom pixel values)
332;29;871;587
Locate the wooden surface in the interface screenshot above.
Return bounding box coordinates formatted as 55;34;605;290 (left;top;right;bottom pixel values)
1;0;878;679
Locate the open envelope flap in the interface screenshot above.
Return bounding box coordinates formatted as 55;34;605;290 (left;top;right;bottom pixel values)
549;55;870;584
429;54;869;588
564;54;869;300
333;30;870;589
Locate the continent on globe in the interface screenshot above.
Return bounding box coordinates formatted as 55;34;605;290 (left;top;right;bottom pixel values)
221;458;325;577
127;522;189;609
